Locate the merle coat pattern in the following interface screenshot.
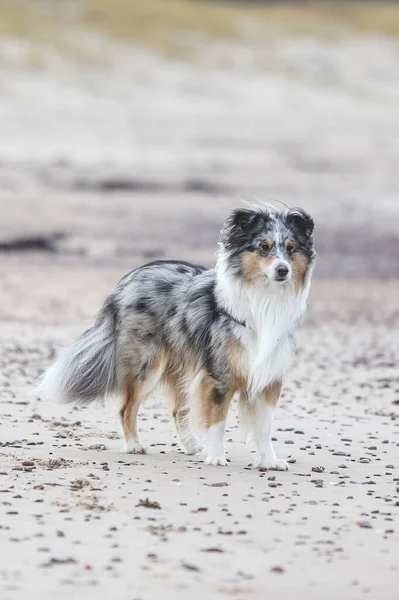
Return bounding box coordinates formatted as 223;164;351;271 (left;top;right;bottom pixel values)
41;203;316;468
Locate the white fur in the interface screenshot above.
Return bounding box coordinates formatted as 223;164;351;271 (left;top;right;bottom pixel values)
198;422;227;466
178;433;203;455
188;251;313;468
262;260;292;282
124;438;147;454
38;355;67;402
38;314;116;403
185;369;227;462
215;250;311;396
243;400;288;470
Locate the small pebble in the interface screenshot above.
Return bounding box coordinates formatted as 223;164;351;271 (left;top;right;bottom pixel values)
270;566;285;573
357;520;372;529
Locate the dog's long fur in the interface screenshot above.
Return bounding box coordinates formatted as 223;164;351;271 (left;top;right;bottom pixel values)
40;203;316;468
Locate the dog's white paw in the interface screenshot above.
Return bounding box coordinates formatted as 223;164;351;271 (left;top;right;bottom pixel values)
183;442;204;455
124;440;147;454
254;456;289;471
180;437;203;455
205;455;228;467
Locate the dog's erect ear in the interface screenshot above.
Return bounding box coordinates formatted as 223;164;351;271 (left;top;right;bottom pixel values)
221;208;267;251
287;207;314;239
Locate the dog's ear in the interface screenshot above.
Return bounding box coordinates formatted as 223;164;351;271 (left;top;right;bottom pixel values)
287;207;314;239
221;208;266;251
230;209;259;233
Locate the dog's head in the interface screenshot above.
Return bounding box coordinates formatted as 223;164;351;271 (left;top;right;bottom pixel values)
219;203;316;287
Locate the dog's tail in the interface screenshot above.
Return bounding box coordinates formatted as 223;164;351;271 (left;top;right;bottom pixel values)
39;297;118;405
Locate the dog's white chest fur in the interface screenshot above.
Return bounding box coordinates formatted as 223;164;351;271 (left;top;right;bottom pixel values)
238;294;299;395
216;257;310;396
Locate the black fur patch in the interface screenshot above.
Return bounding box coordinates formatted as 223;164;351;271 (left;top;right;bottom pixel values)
157;280;174;294
135;298;149;312
211;387;225;405
220;205;315;266
221;208;270;254
138;361;149;380
167;306;177;319
286;208;314;239
141;259;205;273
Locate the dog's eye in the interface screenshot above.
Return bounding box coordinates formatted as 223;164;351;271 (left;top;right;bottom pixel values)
260;242;271;253
286;243;294;253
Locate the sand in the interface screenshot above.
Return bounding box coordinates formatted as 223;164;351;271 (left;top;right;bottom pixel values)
0;269;398;600
1;27;399;600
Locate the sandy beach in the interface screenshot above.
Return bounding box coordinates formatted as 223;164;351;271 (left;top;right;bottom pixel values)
1;4;399;598
1;267;398;600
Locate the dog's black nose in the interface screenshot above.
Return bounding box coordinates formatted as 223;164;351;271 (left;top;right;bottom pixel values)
276;265;289;278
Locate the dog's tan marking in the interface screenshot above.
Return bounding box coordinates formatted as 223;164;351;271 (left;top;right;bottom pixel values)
283;238;294;250
165;369;181;416
238;381;281;410
260;237;273;251
225;338;246;391
290;252;310;288
160;355;203;454
241;251;274;284
194;375;235;429
165;370;188;439
120;379;143;443
164;368;188;427
238;380;282;426
151;347;170;372
263;380;282;405
119;347;170;447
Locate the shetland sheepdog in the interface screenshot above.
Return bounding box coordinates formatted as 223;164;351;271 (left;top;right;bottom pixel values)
40;203;316;469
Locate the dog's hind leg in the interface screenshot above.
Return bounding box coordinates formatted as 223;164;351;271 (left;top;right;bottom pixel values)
120;379;146;454
166;372;202;455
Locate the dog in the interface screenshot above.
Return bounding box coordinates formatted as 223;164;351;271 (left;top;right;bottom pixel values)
40;202;316;469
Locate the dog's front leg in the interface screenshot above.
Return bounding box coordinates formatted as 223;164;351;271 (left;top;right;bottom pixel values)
245;381;289;471
193;377;233;466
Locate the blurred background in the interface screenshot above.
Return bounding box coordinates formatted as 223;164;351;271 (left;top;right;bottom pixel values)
1;0;399;322
2;6;399;597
